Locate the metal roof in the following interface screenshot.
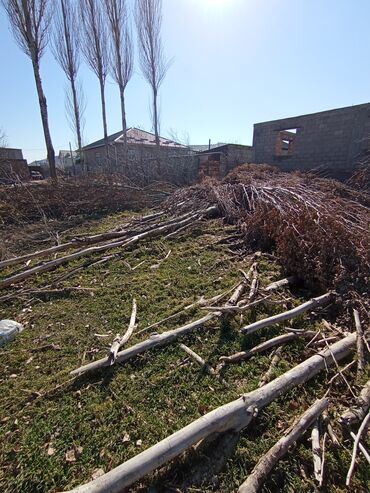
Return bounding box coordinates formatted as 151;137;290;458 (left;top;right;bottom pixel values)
83;128;188;151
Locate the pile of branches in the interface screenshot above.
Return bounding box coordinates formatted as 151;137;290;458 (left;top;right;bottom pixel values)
165;164;370;307
0;174;173;226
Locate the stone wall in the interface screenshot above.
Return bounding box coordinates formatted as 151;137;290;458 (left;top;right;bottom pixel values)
253;103;370;179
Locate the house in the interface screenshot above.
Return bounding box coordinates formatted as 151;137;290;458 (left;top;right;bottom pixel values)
82;127;198;184
0;147;29;182
252;103;370;179
28;158;50;178
197;143;253;180
58;150;78;172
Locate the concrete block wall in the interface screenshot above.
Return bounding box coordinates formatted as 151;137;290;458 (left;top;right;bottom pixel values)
253;103;370;179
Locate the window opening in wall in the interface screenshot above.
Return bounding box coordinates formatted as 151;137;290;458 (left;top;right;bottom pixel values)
275;128;299;157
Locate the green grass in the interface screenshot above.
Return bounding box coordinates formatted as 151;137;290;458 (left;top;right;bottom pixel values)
0;213;368;493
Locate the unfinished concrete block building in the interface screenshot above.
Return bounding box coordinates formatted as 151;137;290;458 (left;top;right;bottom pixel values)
253;103;370;179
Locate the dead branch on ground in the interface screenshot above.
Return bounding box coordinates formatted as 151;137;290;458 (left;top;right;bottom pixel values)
311;418;323;485
179;344;227;386
219;331;316;366
108;298;137;364
63;334;356;493
259;347;284;387
240;292;333;335
346;412;370;485
353;309;366;375
340;380;370;427
238;398;329;493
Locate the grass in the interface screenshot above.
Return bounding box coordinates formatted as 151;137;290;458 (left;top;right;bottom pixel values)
0;212;368;493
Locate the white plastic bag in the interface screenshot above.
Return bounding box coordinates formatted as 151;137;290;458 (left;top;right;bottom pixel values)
0;319;24;347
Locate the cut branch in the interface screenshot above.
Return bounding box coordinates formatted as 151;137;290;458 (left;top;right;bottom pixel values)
108;298;137;364
350;431;370;465
340;379;370;427
0;209;214;290
71;313;218;376
219;331;315;365
259;347;283;387
238;398;329;493
240;292;332;335
311;418;322;485
263;277;295;292
346;412;370;485
353;309;366;375
63;333;356;493
179;344;227;386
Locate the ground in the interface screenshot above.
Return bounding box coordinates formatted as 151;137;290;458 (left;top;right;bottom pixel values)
0;211;368;493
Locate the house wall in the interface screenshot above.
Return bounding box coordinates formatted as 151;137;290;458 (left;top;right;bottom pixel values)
198;144;253;180
0;159;30;181
84;143;199;185
223;144;253;173
253;103;370;179
0;148;23;160
0;147;29;181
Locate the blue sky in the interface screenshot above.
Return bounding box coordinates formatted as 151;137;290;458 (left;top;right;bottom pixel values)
1;0;370;162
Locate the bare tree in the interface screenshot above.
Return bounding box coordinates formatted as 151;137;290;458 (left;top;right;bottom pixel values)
103;0;133;162
0;128;8;147
52;0;85;171
1;0;57;180
135;0;171;149
79;0;109;164
65;81;86;150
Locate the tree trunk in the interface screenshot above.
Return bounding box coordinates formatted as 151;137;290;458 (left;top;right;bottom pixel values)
153;86;161;175
153;87;159;147
119;84;128;168
71;75;83;173
32;59;56;181
98;75;109;170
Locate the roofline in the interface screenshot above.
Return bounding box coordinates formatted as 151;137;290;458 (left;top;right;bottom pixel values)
0;147;23;152
82;127;187;150
198;143;252;153
254;102;370;126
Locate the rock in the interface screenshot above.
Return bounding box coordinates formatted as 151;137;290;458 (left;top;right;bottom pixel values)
0;320;24;347
91;468;105;480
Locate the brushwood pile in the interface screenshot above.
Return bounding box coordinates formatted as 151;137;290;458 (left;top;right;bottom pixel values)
166;164;370;324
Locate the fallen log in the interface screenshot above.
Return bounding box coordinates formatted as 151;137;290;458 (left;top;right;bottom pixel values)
238;397;329;493
0;211;185;270
240;292;332;335
219;331;315;365
108;299;137;364
0;209;213;290
0;241;75;270
340;379;370;427
63;333;356;493
71;313;218;376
